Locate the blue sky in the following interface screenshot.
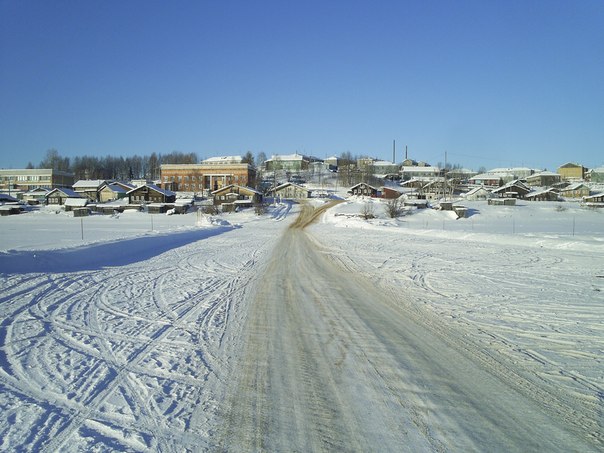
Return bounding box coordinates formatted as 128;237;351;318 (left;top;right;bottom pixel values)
1;0;603;171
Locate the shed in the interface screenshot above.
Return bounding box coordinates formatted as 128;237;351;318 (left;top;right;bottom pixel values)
64;197;88;212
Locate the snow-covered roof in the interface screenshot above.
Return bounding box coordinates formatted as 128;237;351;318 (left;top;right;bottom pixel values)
583;192;604;200
525;188;558;197
202;156;244;164
211;184;261;195
400;166;440;173
73;180;107;189
526;171;560;178
64;198;88;207
101;184;128;193
47;188;82;198
469;173;506;180
465;186;490;195
349;182;378;190
487;167;534;174
271;182;309;192
126;184;175;196
25;187;51;194
267;153;307;161
558;162;584;168
562;183;588;191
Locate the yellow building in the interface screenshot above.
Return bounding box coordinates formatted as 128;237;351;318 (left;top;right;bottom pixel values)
557;162;586;181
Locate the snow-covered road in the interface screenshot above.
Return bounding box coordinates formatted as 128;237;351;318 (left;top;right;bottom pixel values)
217;204;598;452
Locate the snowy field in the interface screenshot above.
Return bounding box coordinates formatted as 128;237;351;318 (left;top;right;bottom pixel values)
0;199;603;450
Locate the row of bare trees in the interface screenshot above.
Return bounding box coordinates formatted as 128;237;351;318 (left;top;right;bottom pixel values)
35;149;198;181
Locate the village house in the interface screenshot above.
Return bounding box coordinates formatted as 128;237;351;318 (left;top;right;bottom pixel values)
268;182;311;200
98;182;131;203
264;153;310;172
525;171;561;187
446;168;477;182
73;179;109;202
559;183;590;199
211;184;262;209
557;162;587;181
400;166;440;181
21;187;50;204
161;156;257;193
349;182;379;197
45;188;84;205
587;167;604;183
467;173;504;188
524;188;561;202
127;184;176;204
463;186;491;201
582;193;604;207
324;156;339;171
491;180;531;198
487;167;536;181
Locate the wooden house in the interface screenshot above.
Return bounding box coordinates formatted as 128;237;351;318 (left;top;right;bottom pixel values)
211;185;262;208
46;188;84;205
99;183;129;203
559;183;590;199
22;187;50;204
525;171;561;187
127;184;176;204
525;188;560;201
349;183;379;197
464;186;491;201
268;182;311;200
581;193;604;207
491;180;531;198
587;167;604;183
73;179;109;202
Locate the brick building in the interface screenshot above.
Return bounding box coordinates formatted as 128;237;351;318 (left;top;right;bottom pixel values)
160;156;256;193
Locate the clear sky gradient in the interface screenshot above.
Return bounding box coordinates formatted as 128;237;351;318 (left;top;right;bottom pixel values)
1;0;603;171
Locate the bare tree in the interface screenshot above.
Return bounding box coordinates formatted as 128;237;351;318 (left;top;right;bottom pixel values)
385;197;404;218
360;201;375;220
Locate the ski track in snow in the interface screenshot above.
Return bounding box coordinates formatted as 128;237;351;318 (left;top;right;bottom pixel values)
0;217;286;452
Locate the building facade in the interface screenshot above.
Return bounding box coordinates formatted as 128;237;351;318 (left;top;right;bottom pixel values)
0;169;74;192
160;156;256;193
557;163;587;181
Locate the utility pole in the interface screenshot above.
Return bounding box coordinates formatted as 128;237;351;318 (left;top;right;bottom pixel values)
444;151;448;201
392;140;396;164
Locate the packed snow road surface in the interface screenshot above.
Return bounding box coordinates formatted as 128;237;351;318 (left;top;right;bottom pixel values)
218;203;597;452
